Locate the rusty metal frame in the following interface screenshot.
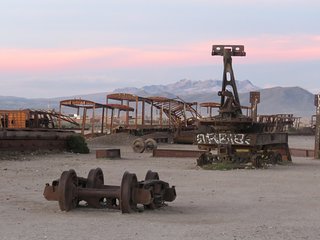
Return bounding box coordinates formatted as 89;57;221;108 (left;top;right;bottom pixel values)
106;93;200;133
212;45;246;117
60;99;104;136
200;102;251;118
59;99;134;136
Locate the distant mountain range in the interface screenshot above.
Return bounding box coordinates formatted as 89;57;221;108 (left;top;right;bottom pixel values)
113;79;260;98
0;79;315;118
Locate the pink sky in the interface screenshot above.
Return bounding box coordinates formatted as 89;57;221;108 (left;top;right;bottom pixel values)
1;34;319;74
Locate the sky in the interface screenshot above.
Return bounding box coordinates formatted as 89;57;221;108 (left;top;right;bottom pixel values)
0;0;319;98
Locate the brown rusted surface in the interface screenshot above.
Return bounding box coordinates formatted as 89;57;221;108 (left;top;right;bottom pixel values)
58;169;78;211
105;104;134;111
250;91;260;121
212;45;246;57
200;102;251;118
133;188;152;205
95;149;121;159
147;96;170;102
107;93;142;101
0;129;76;151
44;168;176;213
290;148;314;158
43;184;59;201
200;102;220;109
153;148;207;158
60;99;104;109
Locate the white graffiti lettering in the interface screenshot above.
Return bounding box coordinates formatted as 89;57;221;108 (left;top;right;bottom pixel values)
196;133;251;145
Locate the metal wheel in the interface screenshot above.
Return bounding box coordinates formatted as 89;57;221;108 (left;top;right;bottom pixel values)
144;170;160;209
120;171;138;213
144;138;158;153
132;138;146;153
85;168;105;208
58;169;78;211
252;155;262;168
275;153;282;163
87;168;104;188
267;151;276;165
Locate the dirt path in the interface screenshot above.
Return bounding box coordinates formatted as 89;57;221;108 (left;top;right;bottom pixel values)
0;135;319;240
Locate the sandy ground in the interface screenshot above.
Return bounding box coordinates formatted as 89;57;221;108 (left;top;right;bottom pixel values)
0;135;320;240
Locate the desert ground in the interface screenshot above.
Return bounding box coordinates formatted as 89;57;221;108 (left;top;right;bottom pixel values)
0;134;319;240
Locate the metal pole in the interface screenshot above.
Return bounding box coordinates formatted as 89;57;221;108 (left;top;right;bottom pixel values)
142;100;145;126
59;103;62;128
81;108;87;136
92;105;95;135
160;103;163;127
101;107;105;134
150;101;153;126
110;108;114;134
135;98;138;128
168;100;171;127
126;100;129;127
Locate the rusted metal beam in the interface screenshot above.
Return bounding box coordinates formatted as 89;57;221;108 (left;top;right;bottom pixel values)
101;107;105;134
142;100;145;126
135;97;138;128
0;129;76;151
81;108;87;135
250;91;260;121
153;148;207;158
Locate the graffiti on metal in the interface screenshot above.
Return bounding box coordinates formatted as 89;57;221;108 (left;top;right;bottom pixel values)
196;133;251;145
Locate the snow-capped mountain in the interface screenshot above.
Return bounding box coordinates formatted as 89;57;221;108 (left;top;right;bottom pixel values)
114;79;260;97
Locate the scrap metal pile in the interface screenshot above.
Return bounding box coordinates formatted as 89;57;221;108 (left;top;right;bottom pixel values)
196;45;292;168
0;109;79;151
43;168;176;213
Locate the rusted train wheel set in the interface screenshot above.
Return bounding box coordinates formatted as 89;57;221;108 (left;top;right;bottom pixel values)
44;168;176;213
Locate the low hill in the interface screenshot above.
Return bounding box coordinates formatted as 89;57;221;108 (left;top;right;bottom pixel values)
0;81;315;118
